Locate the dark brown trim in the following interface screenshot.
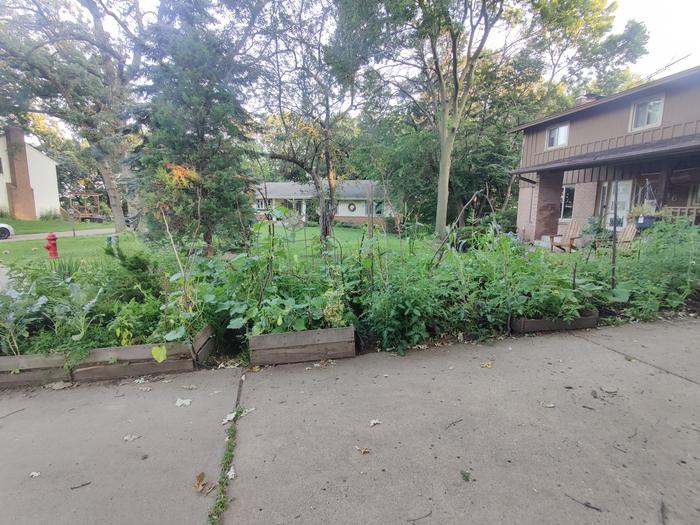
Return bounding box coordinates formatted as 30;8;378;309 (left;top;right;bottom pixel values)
512;134;700;175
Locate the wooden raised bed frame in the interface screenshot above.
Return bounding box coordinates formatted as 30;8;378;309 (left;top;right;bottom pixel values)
0;325;214;388
510;308;599;334
249;326;356;366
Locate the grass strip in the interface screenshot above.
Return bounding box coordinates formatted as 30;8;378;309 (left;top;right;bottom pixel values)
208;417;238;525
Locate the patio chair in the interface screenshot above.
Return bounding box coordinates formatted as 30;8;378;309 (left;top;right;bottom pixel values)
594;223;637;253
550;219;582;252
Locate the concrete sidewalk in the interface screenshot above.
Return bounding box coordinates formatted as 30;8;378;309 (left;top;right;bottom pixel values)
0;369;239;525
228;320;700;525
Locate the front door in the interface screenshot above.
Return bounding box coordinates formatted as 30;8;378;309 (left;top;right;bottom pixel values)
606;179;633;230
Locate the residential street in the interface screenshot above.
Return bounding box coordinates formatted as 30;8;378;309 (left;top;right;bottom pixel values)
4;227;116;242
1;319;698;524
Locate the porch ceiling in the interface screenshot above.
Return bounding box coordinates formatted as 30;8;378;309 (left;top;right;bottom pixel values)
512;133;700;175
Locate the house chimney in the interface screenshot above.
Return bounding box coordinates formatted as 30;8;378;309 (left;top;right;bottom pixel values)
574;93;602;106
4;126;37;219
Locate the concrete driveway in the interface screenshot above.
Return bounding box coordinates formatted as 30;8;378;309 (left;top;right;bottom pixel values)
228;319;700;525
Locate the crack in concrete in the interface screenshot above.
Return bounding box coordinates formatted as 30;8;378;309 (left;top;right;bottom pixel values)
571;333;700;387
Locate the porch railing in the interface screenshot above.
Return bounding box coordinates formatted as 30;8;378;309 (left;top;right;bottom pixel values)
663;206;700;220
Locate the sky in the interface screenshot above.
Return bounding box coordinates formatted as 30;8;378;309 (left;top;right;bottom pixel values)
614;0;700;78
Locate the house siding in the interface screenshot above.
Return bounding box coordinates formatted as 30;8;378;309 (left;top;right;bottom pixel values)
519;81;700;174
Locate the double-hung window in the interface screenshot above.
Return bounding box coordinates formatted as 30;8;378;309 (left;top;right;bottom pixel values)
546;123;569;149
560;185;575;219
630;96;663;131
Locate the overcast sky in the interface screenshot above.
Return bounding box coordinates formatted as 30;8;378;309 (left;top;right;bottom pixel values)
614;0;700;78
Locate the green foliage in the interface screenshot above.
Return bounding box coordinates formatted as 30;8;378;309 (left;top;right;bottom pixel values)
133;4;255;253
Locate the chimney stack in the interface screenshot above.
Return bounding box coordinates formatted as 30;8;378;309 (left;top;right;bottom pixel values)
4;126;37;219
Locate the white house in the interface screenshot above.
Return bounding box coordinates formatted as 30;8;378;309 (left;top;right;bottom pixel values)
0;127;61;219
254;180;392;227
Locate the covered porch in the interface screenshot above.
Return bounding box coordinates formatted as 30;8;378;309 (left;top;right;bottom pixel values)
516;138;700;244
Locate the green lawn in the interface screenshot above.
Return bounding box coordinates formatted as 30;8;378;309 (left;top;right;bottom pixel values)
0;233;138;267
0;224;437;268
2;217;113;235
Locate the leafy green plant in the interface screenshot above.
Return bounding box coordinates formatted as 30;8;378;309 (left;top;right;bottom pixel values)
0;288;47;355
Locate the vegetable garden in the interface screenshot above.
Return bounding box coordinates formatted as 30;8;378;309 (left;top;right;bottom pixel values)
1;215;699;368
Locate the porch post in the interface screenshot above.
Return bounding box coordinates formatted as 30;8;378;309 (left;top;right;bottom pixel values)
657;163;671;208
532;171;565;241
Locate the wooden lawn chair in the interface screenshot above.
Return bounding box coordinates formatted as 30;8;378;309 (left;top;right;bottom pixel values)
594;223;637;253
550;219;582;252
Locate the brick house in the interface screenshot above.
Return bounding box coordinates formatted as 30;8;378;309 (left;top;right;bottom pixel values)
512;66;700;246
0;127;61;219
254;180;392;227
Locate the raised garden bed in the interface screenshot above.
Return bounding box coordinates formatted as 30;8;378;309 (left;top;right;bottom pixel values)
0;325;214;388
510;308;599;334
249;326;356;366
0;354;70;387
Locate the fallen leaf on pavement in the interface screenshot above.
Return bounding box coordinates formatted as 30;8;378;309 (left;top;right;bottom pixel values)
480;361;492;369
175;398;191;407
460;470;471;482
540;402;556;408
369;419;381;427
133;377;148;384
29;472;41;478
221;412;236;425
194;472;207;492
355;446;370;454
181;385;197;390
123;434;141;442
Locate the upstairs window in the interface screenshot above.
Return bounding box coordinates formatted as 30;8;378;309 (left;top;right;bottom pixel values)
560;185;575;219
546;123;569;149
630;96;663;131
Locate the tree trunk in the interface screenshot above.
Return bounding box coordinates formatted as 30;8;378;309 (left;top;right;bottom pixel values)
501;173;518;211
97;159;126;231
435;131;456;237
203;225;214;256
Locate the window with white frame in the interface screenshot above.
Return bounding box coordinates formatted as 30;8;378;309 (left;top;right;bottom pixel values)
255;198;266;210
560;185;575;219
690;185;700;206
546;123;569;149
630;96;663;131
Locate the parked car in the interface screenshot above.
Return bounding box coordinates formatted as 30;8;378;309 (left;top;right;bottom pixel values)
0;223;15;240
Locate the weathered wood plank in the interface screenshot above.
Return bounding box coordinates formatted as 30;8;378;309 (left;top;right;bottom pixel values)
72;358;194;382
249;326;356;366
0;353;66;372
193;325;214;353
78;343;191;366
249;326;354;351
0;367;70;387
195;338;216;365
510;309;599;334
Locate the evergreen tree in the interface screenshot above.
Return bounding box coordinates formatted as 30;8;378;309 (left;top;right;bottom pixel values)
134;1;258;254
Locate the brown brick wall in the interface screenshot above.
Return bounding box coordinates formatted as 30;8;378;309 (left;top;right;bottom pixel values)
5;127;37;219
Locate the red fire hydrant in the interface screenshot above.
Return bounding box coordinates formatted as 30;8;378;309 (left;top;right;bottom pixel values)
44;232;59;259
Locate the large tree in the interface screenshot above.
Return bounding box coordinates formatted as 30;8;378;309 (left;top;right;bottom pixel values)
261;0;359;241
0;0;152;229
133;0;265;254
333;0;648;236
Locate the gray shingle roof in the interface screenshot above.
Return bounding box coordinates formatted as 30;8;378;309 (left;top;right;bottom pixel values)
254;180;385;200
